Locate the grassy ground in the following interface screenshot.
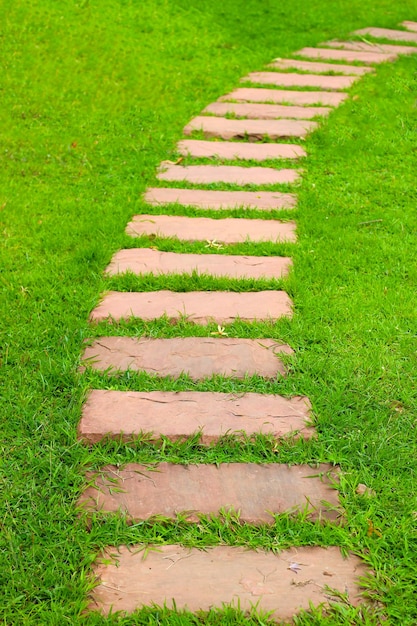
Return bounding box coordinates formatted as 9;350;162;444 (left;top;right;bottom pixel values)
1;0;417;623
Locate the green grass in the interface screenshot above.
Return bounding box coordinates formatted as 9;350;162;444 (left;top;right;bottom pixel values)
1;0;417;624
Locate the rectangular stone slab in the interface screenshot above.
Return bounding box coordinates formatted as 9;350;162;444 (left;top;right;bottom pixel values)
78;389;313;444
81;337;292;379
106;248;292;279
157;162;300;185
126;214;297;244
80;462;341;523
295;46;396;64
183;116;316;140
144;188;296;210
322;40;417;55
203;101;331;119
402;21;417;32
90;544;368;619
243;72;357;90
219;87;347;106
90;290;293;324
177;139;306;160
354;26;417;43
269;58;373;75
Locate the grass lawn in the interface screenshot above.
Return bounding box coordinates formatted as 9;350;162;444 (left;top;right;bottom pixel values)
1;0;417;623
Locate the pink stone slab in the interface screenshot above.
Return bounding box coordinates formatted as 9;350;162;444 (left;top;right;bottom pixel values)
80;462;341;523
295;46;396;64
78;389;313;444
219;88;347;106
90;545;368;618
81;337;293;379
354;26;417;43
157;162;300;185
322;40;417;55
144;188;296;210
269;58;373;75
203;101;331;119
177;139;306;160
106;249;292;280
90;290;293;324
243;72;357;90
126;214;297;244
183;116;316;140
402;21;417;32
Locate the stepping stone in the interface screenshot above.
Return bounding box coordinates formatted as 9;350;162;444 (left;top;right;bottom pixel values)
243;72;357;90
269;58;373;75
78;389;313;444
81;337;292;379
106;248;292;279
322;40;417;55
90;290;293;324
144;188;297;210
126;214;297;244
157;162;300;185
177;139;306;160
80;462;341;523
354;26;417;44
402;21;417;32
203;101;331;119
184;116;316;140
295;46;396;64
219;87;347;106
90;544;368;618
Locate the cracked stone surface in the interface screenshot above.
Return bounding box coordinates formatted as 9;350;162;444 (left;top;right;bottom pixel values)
144;187;296;210
81;336;293;379
269;58;373;75
105;248;292;279
354;26;417;43
203;101;331;119
126;214;297;244
295;46;396;63
243;71;357;90
157;162;300;185
322;40;417;55
78;389;313;444
177;139;306;160
183;116;317;140
90;545;368;618
80;462;341;523
219;87;347;106
89;290;293;324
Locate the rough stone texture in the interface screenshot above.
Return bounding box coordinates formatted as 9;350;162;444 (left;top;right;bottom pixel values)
106;248;292;280
80;462;341;523
219;87;347;106
243;71;357;90
323;40;417;55
177;139;306;160
269;58;373;75
354;26;417;43
144;188;297;210
402;21;417;32
203;101;331;119
90;545;368;618
81;337;293;379
89;290;293;324
184;116;316;140
126;214;297;244
157;162;300;185
78;389;313;444
295;46;396;63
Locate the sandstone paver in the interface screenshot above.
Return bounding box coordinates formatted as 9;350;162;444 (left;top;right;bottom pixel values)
89;290;293;324
144;187;296;210
106;248;292;279
203;101;331;119
80;462;341;523
322;40;417;55
177;139;306;160
296;46;396;63
243;71;357;90
81;336;293;379
269;58;373;75
354;26;417;43
78;389;313;444
90;545;368;618
126;214;297;243
184;116;316;140
157;162;300;185
402;21;417;32
219;87;347;106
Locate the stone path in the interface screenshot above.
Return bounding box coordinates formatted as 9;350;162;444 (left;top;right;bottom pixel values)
79;20;417;621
